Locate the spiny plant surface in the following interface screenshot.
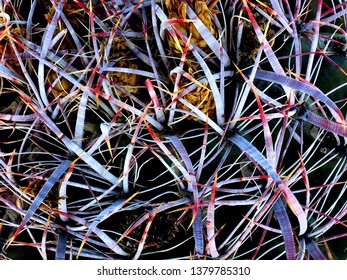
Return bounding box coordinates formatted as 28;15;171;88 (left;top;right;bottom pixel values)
0;0;346;260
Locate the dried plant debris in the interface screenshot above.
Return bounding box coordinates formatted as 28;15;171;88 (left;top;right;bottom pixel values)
0;0;346;260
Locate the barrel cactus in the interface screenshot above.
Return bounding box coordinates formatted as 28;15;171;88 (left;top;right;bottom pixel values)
0;0;346;260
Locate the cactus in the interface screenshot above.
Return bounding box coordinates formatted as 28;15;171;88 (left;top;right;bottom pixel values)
0;0;346;260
